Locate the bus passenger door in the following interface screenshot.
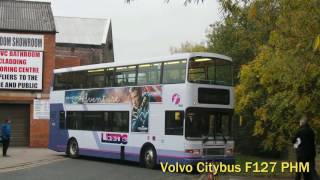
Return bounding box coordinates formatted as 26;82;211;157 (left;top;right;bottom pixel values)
49;104;69;151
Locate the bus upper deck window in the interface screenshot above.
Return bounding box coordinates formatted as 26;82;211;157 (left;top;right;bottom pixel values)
162;60;186;84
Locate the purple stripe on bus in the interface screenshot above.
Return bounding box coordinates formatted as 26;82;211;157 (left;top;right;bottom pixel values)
78;147;195;159
80;148;120;154
78;147;193;163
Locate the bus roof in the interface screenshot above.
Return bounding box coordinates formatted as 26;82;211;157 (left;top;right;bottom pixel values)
54;52;232;73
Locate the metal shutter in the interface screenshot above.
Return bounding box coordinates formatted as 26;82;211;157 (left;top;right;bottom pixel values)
0;104;29;146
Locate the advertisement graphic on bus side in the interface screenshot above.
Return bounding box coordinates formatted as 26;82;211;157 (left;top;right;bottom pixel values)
65;85;162;132
100;132;128;144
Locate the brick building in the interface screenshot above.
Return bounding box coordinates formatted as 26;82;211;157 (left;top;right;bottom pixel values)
0;0;56;147
54;16;114;69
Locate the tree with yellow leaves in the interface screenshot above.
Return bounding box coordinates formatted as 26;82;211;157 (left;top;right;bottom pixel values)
236;0;320;151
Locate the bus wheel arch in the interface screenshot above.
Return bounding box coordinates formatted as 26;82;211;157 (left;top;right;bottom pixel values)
67;137;79;158
140;143;157;169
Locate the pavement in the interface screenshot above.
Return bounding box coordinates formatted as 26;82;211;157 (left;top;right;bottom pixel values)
0;147;66;172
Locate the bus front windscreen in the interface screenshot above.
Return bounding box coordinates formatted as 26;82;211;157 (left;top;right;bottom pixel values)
188;57;232;86
185;108;232;141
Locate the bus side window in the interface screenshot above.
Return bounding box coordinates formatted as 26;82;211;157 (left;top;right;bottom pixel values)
165;111;184;135
105;68;115;87
115;66;137;87
86;69;105;88
54;72;74;90
103;111;129;132
111;111;129;133
127;66;137;86
103;112;112;131
162;60;186;84
137;63;161;85
59;111;66;129
66;111;82;130
53;74;63;90
73;70;87;89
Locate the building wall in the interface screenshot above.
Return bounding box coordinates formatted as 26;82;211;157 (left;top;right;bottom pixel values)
103;23;114;63
55;56;81;69
30;33;55;147
0;32;55;147
55;44;113;68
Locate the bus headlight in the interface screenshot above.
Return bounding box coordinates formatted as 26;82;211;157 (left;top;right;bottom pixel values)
185;149;200;156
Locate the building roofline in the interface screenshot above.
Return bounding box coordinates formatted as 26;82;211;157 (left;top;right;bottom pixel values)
56;43;103;48
9;0;52;5
54;16;109;21
0;0;56;33
0;28;56;34
54;16;110;45
101;20;110;44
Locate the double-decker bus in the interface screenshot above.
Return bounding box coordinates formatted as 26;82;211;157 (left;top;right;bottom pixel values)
49;52;234;168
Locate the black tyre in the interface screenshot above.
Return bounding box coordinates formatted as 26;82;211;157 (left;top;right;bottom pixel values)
67;139;79;158
142;146;157;169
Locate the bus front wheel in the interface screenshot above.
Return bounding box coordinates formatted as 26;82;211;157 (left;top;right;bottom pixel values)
142;146;157;169
67;138;79;158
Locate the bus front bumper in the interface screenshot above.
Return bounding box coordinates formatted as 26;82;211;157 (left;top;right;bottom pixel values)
159;155;235;165
182;156;235;165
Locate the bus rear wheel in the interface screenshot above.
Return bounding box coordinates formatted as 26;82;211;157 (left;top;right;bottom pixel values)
142;146;157;169
67;139;79;158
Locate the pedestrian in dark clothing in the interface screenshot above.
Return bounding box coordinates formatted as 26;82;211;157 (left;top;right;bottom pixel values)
1;119;11;157
292;115;318;180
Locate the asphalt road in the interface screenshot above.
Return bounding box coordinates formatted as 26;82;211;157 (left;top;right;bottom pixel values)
0;156;200;180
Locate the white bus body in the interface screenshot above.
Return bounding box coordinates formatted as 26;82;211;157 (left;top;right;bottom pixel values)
49;52;235;168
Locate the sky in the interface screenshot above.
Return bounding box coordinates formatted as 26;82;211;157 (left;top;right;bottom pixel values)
41;0;221;61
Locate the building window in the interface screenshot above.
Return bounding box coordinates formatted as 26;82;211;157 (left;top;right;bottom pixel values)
71;47;75;54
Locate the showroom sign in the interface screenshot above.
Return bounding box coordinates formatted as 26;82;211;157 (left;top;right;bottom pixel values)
0;33;43;90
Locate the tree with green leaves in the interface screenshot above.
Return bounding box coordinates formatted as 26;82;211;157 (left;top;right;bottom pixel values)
207;0;280;82
203;0;282;155
203;0;320;153
135;0;320;154
170;41;207;54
